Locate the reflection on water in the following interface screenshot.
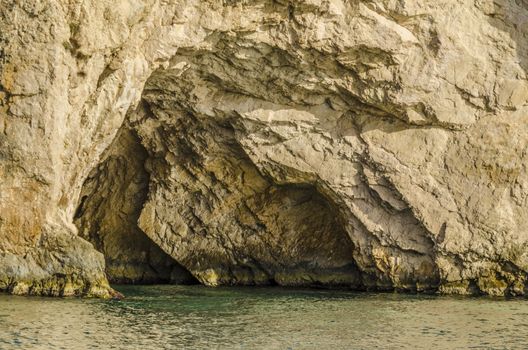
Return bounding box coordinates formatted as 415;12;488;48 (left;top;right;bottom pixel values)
0;285;527;349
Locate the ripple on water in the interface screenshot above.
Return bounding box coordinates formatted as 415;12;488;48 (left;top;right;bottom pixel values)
0;285;527;349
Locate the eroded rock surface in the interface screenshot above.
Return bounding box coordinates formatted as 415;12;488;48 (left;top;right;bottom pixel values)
1;0;528;296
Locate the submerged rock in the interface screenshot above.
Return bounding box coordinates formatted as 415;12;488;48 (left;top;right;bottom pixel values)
0;0;527;296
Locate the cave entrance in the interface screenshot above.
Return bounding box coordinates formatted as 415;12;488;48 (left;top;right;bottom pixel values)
231;182;363;288
74;127;197;285
73;110;362;289
124;107;363;289
74;55;363;289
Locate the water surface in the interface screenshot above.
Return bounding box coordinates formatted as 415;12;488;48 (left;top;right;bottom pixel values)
0;285;527;349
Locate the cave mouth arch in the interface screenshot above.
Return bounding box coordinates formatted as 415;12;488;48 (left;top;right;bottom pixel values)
73;105;362;289
209;181;364;288
73;46;365;288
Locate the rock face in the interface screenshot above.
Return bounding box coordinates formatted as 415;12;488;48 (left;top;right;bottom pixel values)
0;0;527;296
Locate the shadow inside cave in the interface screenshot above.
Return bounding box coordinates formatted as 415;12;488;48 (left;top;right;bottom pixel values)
73;88;364;289
73;126;198;285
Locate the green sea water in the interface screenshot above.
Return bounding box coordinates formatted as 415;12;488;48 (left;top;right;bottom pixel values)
0;285;527;349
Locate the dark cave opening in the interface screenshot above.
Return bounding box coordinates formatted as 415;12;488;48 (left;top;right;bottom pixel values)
73;126;198;285
73;109;363;289
124;103;363;289
72;55;365;290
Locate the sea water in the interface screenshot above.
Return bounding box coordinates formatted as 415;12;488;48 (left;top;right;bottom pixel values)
0;285;527;349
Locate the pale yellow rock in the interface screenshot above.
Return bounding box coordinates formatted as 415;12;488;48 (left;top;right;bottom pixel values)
1;0;528;296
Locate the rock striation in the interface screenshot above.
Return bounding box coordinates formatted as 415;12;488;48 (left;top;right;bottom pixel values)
0;0;527;296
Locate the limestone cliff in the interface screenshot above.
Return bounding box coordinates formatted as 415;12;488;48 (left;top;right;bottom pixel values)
0;0;527;297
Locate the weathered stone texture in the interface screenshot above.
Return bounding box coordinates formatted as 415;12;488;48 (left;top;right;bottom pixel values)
1;0;527;296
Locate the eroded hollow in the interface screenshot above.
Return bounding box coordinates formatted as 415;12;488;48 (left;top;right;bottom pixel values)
132;106;362;288
74;127;197;284
74;102;362;288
